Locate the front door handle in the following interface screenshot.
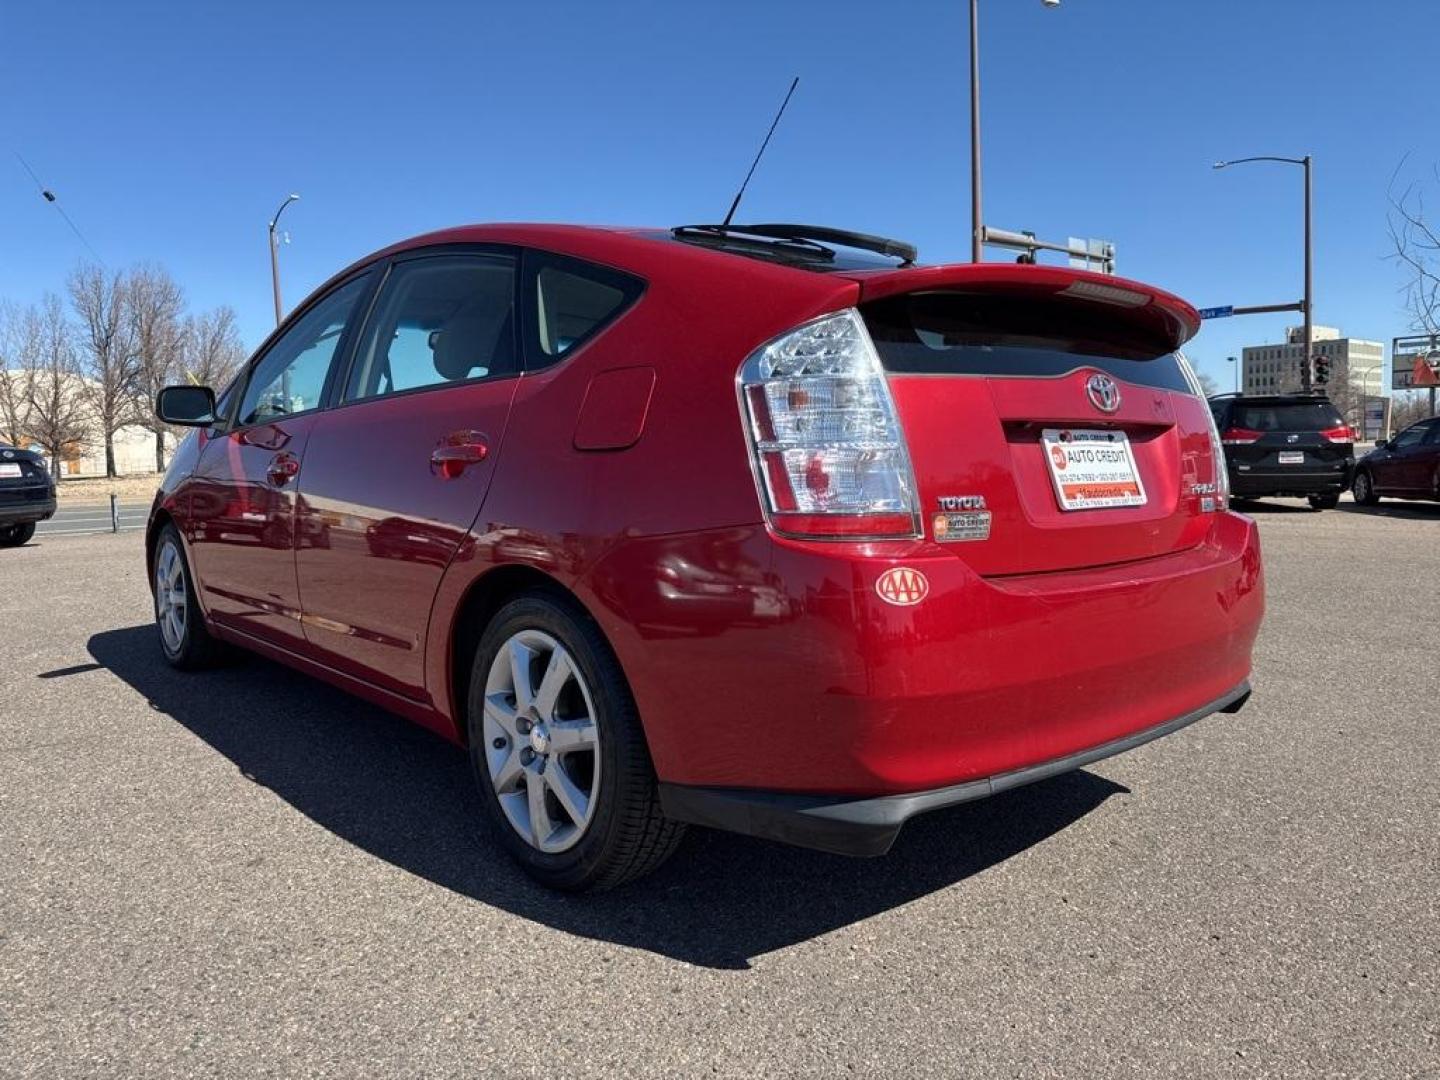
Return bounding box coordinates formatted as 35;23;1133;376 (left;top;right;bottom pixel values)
267;453;300;486
431;431;490;479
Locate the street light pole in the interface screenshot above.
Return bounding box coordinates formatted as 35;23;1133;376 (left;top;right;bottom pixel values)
970;0;1061;263
1213;155;1313;391
1228;355;1239;393
268;193;300;327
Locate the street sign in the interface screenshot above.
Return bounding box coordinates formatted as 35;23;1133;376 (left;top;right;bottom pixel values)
1198;306;1234;320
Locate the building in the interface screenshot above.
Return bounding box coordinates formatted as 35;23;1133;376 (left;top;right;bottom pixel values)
1;369;176;478
1240;326;1385;427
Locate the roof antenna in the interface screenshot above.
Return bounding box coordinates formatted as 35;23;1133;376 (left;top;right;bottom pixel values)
720;76;799;230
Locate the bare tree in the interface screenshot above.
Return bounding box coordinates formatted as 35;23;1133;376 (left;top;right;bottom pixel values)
181;305;247;390
22;296;90;480
126;265;186;473
1389;162;1440;339
69;263;140;476
0;302;36;445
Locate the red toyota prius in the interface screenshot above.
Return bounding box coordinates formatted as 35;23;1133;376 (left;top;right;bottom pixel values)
148;223;1263;890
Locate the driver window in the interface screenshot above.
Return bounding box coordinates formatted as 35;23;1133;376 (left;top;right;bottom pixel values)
237;274;370;427
1392;425;1427;450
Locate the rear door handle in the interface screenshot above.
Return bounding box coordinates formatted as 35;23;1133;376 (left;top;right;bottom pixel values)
431;431;490;478
267;453;300;486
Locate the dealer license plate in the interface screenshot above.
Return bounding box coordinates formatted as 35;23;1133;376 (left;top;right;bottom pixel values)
1278;451;1305;464
1041;428;1147;511
0;463;21;479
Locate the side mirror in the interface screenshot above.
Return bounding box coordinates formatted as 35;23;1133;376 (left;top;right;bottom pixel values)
155;385;217;427
1375;439;1390;451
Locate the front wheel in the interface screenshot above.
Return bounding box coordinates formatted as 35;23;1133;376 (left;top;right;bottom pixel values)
467;592;684;891
1308;493;1340;510
152;524;223;669
1352;470;1380;506
0;521;36;547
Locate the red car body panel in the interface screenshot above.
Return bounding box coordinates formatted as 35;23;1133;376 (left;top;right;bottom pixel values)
148;222;1263;839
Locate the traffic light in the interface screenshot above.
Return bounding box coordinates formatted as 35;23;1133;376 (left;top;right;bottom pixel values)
1313;355;1330;385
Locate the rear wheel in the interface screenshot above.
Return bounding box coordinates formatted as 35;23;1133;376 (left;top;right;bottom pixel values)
152;524;223;669
0;521;36;547
1352;470;1380;506
467;592;684;891
1307;493;1340;510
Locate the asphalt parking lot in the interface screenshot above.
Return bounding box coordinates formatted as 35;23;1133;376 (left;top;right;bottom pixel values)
2;500;1436;1079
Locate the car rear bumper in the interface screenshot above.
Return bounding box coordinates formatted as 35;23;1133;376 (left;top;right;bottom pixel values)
594;510;1264;800
1230;464;1350;497
659;681;1251;855
0;493;56;525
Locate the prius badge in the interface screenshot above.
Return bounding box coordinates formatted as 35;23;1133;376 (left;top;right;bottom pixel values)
1086;372;1121;413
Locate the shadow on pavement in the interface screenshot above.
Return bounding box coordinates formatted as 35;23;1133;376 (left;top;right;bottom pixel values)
1334;501;1440;521
87;624;1125;970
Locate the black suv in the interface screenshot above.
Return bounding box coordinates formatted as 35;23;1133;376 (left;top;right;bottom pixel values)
1208;394;1354;510
0;444;57;546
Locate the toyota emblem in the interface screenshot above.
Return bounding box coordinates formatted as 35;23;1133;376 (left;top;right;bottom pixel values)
1086;373;1121;413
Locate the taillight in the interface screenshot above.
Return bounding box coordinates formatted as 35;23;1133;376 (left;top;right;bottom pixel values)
1319;424;1354;443
738;308;919;539
1220;427;1263;445
1176;352;1229;510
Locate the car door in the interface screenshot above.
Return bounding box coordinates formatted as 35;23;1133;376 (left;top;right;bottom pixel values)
1414;421;1440;497
1373;421;1433;493
293;250;521;700
187;272;373;648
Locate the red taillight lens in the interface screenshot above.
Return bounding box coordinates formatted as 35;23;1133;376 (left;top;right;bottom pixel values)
1319;425;1354;443
1221;427;1264;445
738;309;919;540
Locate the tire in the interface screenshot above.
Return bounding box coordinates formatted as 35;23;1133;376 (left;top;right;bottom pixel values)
1352;469;1380;506
467;591;684;891
1307;493;1340;510
151;524;223;670
0;521;36;547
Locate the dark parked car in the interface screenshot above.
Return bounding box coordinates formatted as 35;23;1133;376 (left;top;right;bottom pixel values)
146;223;1263;890
1352;417;1440;505
0;444;56;546
1208;393;1354;509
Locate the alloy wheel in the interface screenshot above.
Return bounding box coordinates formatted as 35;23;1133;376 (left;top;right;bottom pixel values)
482;629;601;853
1354;472;1370;503
154;541;187;654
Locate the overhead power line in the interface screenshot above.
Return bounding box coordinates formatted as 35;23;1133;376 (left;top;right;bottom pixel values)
13;150;106;265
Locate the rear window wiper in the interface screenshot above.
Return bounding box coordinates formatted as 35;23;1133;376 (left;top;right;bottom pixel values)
672;225;836;262
729;223;917;265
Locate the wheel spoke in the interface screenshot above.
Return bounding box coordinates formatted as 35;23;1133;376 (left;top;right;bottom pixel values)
533;646;572;722
526;770;553;847
491;746;524;793
545;762;590;827
508;640;536;710
484;692;520;738
547;716;597;754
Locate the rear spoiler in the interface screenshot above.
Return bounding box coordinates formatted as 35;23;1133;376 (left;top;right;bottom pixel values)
841;264;1202;352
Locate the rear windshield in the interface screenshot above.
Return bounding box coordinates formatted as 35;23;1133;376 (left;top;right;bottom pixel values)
1231;401;1343;431
861;291;1191;392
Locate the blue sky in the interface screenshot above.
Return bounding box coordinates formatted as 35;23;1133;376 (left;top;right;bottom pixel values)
2;0;1434;391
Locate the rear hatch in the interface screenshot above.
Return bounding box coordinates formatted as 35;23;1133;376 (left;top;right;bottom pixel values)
1218;397;1351;473
0;449;52;511
851;267;1218;577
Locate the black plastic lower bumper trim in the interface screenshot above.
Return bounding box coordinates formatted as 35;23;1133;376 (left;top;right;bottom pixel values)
658;681;1252;857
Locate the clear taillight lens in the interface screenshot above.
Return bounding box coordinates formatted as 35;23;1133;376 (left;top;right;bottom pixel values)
1176;352;1229;510
738;308;919;538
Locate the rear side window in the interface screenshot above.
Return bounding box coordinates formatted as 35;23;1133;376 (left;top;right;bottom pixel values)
344;253;517;402
524;252;643;369
861;291;1192;392
1232;402;1343;432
